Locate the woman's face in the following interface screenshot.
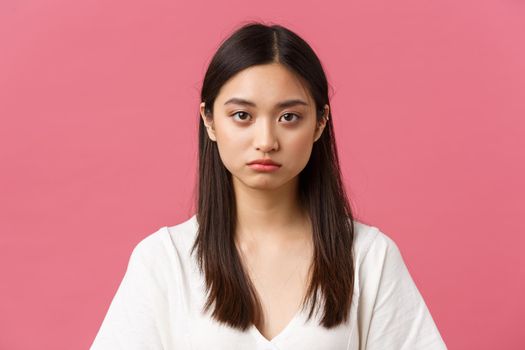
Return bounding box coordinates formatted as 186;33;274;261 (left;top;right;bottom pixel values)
200;63;329;191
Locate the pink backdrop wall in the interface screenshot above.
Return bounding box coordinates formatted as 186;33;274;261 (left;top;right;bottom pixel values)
1;0;524;349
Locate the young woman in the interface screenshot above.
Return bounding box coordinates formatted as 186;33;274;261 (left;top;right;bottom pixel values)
91;22;447;349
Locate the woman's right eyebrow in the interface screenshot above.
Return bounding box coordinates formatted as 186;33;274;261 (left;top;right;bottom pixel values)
224;97;309;109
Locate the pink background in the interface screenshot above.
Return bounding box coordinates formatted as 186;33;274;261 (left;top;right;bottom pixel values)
1;0;524;349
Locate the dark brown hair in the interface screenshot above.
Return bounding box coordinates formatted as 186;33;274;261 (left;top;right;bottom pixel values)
191;21;356;330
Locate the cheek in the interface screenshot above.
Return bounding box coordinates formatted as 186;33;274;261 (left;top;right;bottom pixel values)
285;131;315;163
214;124;249;167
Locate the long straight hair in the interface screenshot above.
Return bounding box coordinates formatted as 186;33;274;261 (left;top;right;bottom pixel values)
191;21;356;330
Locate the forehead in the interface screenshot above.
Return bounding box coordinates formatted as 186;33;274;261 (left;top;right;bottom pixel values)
215;63;314;108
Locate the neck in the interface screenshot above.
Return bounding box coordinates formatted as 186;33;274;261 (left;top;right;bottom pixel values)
232;175;311;248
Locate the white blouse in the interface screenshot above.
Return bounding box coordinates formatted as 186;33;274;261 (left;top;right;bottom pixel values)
90;214;447;349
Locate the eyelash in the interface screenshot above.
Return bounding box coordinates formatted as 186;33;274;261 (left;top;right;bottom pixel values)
230;111;302;123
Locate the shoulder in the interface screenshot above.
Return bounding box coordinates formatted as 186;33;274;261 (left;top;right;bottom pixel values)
129;214;198;268
351;219;418;302
351;219;400;267
351;221;447;348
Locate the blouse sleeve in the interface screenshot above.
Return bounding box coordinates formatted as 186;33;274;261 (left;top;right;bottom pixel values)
357;229;447;350
90;239;166;350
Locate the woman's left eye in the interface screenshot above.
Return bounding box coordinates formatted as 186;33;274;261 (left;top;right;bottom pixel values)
279;113;301;123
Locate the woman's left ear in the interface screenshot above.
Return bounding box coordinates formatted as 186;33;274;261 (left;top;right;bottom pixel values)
314;104;329;142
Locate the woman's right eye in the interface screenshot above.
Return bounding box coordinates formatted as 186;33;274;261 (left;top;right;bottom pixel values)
231;111;252;122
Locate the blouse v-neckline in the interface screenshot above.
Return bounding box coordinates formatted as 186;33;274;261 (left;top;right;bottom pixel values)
248;306;306;346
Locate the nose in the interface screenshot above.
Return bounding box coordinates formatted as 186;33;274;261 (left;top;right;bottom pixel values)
253;118;279;152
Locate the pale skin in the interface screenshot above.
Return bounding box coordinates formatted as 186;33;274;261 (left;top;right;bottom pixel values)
200;62;329;341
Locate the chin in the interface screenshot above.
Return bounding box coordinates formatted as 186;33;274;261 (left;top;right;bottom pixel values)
246;174;299;192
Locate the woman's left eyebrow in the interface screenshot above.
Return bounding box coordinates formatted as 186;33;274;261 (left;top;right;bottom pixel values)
224;97;308;109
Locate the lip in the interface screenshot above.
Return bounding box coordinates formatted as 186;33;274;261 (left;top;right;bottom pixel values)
247;159;281;166
248;163;280;172
247;158;281;172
